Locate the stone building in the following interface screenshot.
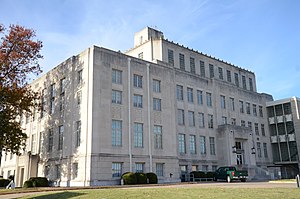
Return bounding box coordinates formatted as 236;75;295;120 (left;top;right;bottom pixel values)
1;27;279;186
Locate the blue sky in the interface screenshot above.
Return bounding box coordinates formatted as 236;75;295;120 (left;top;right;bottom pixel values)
1;0;299;100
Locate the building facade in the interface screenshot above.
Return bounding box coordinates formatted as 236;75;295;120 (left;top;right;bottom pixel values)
0;27;282;187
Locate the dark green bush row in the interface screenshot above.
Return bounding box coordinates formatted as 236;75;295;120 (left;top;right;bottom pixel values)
0;179;10;187
121;172;158;185
190;171;216;179
23;177;49;188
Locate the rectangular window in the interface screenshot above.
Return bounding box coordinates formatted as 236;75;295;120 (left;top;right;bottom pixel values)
77;69;83;85
231;118;236;125
153;98;161;111
188;111;195;127
58;125;64;150
227;70;231;82
200;136;206;154
249;78;253;91
112;69;122;84
190;57;195;74
255;123;259;135
206;92;212;107
60;78;66;94
253;104;257;116
138;52;143;59
242;75;247;89
31;134;36;154
189;135;196;154
50;98;55;114
59;95;64;111
41;89;46;118
112;90;122;104
112;162;122;177
261;124;265;136
48;129;53;152
218;67;223;80
177;109;185;125
239;100;244;113
198;112;205;128
222;116;227;124
134;123;143;148
156;163;164;177
202;165;208;172
176;85;184;101
241;120;245;127
152;79;161;93
168;49;174;66
179;53;185;70
257;142;262;158
77;91;82;105
187;87;194;103
133;94;143;108
45;165;50;177
246;102;251;114
56;164;61;179
200;61;205;77
50;83;55;114
154;125;162;149
234;73;239;87
209;64;214;78
248;121;252;130
263;143;268;158
209;137;216;155
178;134;186;153
230;97;235;111
197;90;203;105
135;163;144;173
208;114;213;129
220;95;226;109
259;106;263;117
73;163;78;179
76;121;81;147
133;74;143;88
112;120;122;146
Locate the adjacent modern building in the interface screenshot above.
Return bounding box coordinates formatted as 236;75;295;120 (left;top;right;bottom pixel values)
0;27;298;186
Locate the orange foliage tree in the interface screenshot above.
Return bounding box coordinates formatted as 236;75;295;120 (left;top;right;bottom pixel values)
0;24;43;154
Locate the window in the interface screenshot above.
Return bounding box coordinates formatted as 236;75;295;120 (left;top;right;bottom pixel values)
48;129;53;152
197;90;203;105
112;69;122;84
220;95;226;109
178;134;186;153
190;57;195;74
177;109;185;125
60;78;66;94
135;163;144;173
133;94;143;108
50;98;55;114
198;112;205;128
50;84;55;114
187;87;194;103
249;78;253;91
208;114;213;129
59;95;64;111
134;123;143;148
41;89;46;118
188;111;195;126
259;106;263;117
212;165;218;171
200;136;206;154
154;125;162;149
176;85;184;101
45;165;50;177
112;163;122;177
112;90;122;104
218;67;223;80
200;61;205;77
241;120;245;127
253;104;257;116
246;102;251;114
138;52;143;59
231;118;236;125
248;121;252;130
55;164;61;179
234;73;239;87
189;135;196;154
239;100;244;113
133;74;143;88
73;163;78;179
58;125;64;150
112;120;122;146
209;137;216;155
255;123;259;135
227;70;231;82
263;143;268;158
242;75;247;89
77;91;82;105
257;142;262;158
202;165;208;171
230;97;235;111
179;53;185;70
261;124;265;136
168;49;174;66
77;69;83;85
153;98;161;111
31;134;36;154
222;116;227;124
76;121;81;147
206;92;212;107
209;64;214;78
152;79;161;93
156;163;164;177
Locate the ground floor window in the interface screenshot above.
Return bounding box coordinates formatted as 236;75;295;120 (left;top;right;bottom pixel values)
112;162;122;177
156;163;164;177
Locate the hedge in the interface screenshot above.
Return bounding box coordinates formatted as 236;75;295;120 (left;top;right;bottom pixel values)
23;180;33;188
0;179;10;187
135;173;147;184
23;177;49;188
146;172;158;184
121;172;137;185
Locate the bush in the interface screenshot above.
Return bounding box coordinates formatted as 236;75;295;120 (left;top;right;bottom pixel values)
0;179;10;187
205;172;216;178
23;180;33;188
190;171;206;179
135;173;147;184
121;172;137;185
146;172;158;184
29;177;49;187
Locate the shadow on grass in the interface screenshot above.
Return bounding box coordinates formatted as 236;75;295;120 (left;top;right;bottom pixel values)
25;191;86;199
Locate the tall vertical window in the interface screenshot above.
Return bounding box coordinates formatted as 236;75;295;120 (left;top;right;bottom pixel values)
59;95;64;111
48;128;53;152
239;100;244;113
77;69;83;85
248;121;252;130
259;106;263;117
112;90;122;104
200;61;205;77
231;118;236;125
177;109;185;125
190;57;195;74
200;136;206;154
176;85;184;101
156;163;164;177
76;121;81;147
133;74;143;88
257;142;262;158
60;78;66;94
133;94;143;108
135;163;144;173
253;104;257;116
230;97;235;111
255;123;259;135
263;143;268;158
208;114;213;129
31;134;36;154
134;123;143;148
72;163;78;179
241;120;245;127
45;165;50;177
209;137;216;155
189;135;196;154
179;53;185;70
55;165;61;179
218;67;223;80
197;90;203;105
112;69;122;84
41;89;46;118
261;124;265;136
249;78;253;91
234;73;239;87
206;92;212;107
112;163;122;177
153;98;161;111
209;64;214;78
112;120;122;146
154;125;162;149
178;134;186;154
77;91;82;105
168;49;174;66
246;102;251;114
227;70;231;82
188;111;195;127
242;75;247;89
152;79;161;93
222;116;227;124
58;125;64;150
50;84;55;114
220;95;226;109
187;87;194;103
198;112;205;128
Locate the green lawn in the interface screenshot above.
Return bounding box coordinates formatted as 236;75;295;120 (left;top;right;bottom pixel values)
20;187;300;199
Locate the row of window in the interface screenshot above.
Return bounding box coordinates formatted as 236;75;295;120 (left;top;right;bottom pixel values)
178;134;215;155
257;142;268;158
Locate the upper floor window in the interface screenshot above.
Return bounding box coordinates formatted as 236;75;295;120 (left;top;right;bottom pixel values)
133;94;143;108
112;90;122;104
239;100;244;113
179;53;185;70
246;102;251;114
177;109;185;125
187;87;194;103
112;69;122;84
197;90;203;105
152;79;161;93
242;75;247;89
133;74;143;88
208;114;213;129
230;97;235;111
206;92;212;107
153;98;161;111
176;85;184;101
178;134;186;154
134;123;143;148
249;78;253;91
200;61;205;77
168;49;174;66
227;70;231;82
218;67;223;80
209;64;214;78
190;57;195;74
234;73;239;87
220;95;226;109
60;78;66;94
253;104;257;116
259;106;263;117
138;52;143;59
77;69;83;85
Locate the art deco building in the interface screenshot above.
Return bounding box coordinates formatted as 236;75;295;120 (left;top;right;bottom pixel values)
1;27;277;186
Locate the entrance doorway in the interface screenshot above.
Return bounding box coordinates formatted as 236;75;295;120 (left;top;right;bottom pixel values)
19;167;24;187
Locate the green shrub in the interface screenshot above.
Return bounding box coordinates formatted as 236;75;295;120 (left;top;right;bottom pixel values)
121;172;137;185
23;180;33;188
29;177;49;187
205;172;215;178
146;172;158;184
190;171;206;179
135;173;147;184
0;179;10;187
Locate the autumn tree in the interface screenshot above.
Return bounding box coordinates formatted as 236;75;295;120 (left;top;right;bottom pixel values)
0;24;43;155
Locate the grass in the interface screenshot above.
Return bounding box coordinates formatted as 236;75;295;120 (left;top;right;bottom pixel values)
19;187;300;199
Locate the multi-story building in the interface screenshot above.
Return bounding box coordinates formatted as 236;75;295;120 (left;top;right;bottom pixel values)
1;27;278;187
